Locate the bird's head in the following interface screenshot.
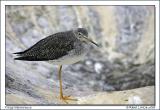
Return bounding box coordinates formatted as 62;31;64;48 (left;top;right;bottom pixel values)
74;28;99;47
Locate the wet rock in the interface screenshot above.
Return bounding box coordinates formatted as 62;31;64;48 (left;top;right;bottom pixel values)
78;86;154;104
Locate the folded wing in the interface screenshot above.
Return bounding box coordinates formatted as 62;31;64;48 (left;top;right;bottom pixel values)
14;31;75;61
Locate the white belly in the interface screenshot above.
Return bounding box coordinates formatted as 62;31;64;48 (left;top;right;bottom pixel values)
49;54;85;65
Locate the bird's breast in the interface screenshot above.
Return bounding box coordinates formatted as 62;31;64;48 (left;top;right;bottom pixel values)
49;42;89;65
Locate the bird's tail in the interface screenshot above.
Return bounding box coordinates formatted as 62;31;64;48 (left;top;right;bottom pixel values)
13;51;25;55
13;51;29;60
14;56;34;61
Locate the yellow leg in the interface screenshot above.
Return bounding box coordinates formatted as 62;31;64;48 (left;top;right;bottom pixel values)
58;65;77;104
59;65;63;98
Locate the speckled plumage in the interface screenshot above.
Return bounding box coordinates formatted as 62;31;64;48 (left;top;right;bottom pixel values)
14;28;90;64
14;28;98;102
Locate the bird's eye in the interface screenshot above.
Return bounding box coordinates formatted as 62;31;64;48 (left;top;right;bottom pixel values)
78;32;82;36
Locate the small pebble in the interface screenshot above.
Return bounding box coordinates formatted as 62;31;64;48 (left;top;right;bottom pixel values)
128;95;143;104
94;62;103;74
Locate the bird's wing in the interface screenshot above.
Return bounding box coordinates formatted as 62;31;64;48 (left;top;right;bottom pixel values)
14;31;76;61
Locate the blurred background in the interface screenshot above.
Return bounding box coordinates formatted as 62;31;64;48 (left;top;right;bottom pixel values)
5;6;155;104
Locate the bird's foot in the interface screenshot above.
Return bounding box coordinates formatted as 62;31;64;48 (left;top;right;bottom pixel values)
60;95;78;104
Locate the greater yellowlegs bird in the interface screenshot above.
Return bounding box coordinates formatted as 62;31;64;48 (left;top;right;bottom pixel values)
14;28;99;103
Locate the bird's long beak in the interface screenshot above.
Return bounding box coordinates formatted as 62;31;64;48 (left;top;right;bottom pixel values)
84;36;99;47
